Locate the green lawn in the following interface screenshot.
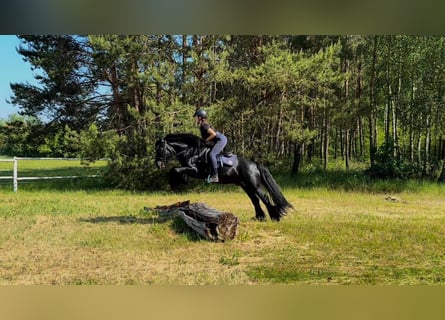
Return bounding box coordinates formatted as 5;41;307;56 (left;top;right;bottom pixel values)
0;163;444;284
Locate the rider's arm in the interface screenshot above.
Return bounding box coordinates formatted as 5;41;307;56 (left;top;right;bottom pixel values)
205;128;217;142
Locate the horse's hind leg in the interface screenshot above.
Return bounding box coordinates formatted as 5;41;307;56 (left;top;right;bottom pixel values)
254;188;280;221
240;182;266;221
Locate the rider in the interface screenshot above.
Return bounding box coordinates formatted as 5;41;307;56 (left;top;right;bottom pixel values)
193;108;227;183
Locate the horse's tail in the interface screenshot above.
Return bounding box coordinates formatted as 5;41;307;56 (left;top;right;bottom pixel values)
258;164;293;219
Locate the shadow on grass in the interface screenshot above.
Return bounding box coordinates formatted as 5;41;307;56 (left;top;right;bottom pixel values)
79;214;203;242
79;215;165;225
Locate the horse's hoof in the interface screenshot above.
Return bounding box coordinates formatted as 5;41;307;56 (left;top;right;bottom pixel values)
253;216;266;222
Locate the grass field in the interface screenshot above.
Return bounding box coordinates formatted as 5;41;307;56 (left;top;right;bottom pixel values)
0;159;444;285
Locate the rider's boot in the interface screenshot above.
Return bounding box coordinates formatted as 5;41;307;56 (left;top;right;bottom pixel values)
207;168;219;183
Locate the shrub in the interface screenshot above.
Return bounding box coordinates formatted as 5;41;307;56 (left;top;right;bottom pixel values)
367;141;422;179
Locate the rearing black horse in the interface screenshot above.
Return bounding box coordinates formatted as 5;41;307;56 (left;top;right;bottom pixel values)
155;133;292;221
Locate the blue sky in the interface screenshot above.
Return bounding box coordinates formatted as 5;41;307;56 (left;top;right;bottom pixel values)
0;35;37;120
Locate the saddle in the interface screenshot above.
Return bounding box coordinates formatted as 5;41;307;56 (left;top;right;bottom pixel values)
216;152;237;168
200;147;237;168
220;150;233;157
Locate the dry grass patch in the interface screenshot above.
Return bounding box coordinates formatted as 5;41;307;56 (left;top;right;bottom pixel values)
0;188;444;284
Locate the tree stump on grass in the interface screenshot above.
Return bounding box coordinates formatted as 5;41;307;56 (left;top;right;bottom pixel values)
147;201;239;242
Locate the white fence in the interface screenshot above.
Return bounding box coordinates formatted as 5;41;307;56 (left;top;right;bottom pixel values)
0;157;101;192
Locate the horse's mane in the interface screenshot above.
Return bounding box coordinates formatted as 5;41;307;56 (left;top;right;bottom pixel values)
165;133;205;148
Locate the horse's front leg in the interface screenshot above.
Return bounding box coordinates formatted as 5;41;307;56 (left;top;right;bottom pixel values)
174;165;199;176
168;166;198;191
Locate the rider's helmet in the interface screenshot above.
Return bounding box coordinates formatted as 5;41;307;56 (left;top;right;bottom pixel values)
193;109;207;119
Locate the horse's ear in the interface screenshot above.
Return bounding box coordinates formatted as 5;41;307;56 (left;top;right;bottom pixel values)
154;135;162;146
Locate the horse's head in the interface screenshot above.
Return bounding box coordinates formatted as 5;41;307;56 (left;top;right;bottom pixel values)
155;133;202;169
154;137;175;169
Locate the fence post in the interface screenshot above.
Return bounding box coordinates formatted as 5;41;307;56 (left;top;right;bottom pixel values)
13;157;18;192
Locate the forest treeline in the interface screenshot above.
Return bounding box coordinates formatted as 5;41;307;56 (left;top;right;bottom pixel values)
2;35;445;188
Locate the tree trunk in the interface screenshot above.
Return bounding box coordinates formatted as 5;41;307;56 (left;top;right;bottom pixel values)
424;112;431;176
358;118;364;158
439;140;445;183
345;129;350;170
291;142;303;177
369;35;378;167
393;37;402;160
438;162;445;183
323;109;330;171
110;63;124;130
356;60;364;158
418;135;422;165
334;129;338;160
385;35;393;147
149;201;239;242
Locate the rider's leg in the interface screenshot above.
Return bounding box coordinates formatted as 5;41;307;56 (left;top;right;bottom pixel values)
208;134;227;182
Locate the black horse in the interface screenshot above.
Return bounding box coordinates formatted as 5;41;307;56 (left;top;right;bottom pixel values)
155;133;292;221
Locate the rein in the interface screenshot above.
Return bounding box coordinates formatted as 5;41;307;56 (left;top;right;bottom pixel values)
161;141;192;161
158;134;209;164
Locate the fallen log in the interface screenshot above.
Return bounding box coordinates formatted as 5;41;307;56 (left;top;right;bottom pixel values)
145;201;239;241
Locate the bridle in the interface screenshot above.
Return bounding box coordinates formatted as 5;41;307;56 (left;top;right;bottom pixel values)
156;139;190;164
156;139;176;163
155;135;211;171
